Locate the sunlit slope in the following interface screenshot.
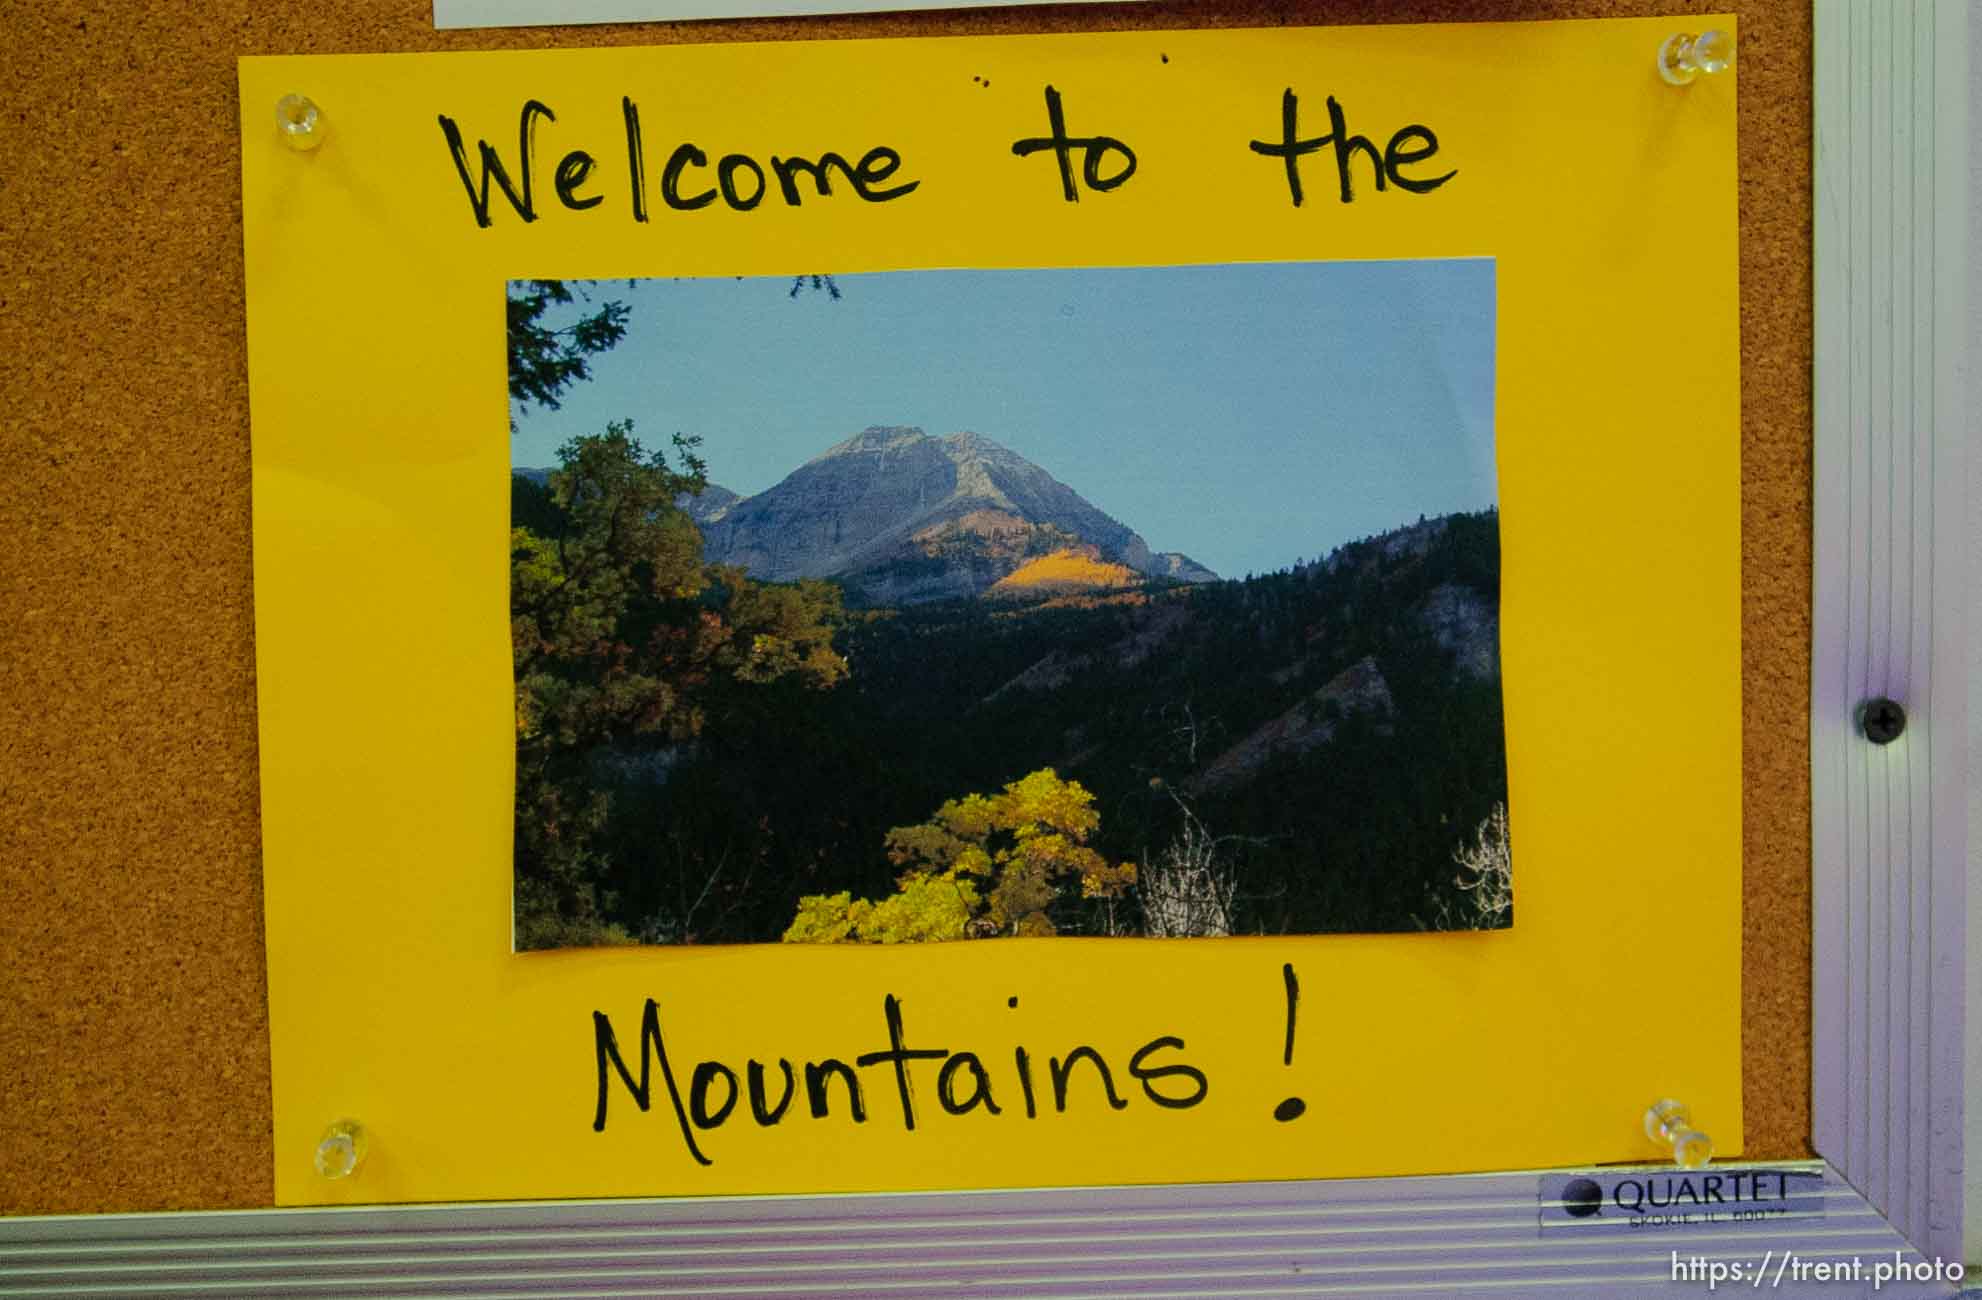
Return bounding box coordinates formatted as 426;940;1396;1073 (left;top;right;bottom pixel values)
987;548;1141;598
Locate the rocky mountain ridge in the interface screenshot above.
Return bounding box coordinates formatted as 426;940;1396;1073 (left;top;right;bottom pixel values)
695;427;1216;604
521;426;1214;606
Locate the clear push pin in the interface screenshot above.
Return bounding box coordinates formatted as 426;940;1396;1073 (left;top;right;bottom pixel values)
314;1118;369;1180
1644;1098;1714;1168
1657;30;1734;86
276;94;325;151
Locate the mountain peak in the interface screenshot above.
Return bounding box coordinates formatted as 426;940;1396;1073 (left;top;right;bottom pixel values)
816;426;929;460
699;425;1216;604
816;427;1024;465
938;430;1009;458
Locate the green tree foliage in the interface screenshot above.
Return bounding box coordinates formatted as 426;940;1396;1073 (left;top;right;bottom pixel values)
510;429;849;948
511;425;845;747
507;280;628;419
508;278;869;950
512;423;712;753
783;768;1135;943
788;274;842;300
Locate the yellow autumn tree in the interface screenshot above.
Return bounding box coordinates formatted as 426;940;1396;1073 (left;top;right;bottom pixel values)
781;768;1135;943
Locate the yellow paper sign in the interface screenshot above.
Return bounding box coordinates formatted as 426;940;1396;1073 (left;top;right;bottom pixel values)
241;16;1739;1206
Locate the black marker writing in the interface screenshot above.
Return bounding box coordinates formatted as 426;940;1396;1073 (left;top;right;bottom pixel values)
1011;86;1138;202
438;99;555;227
660;143;716;211
591;993;1210;1166
1128;1036;1210;1108
854;994;947;1131
446;98;919;226
937;1052;1002;1115
590;999;710;1166
1049;1046;1130;1111
554;149;601;210
1249;90;1455;206
622;96;648;222
748;1059;795;1125
689;1061;738;1129
1273;963;1305;1121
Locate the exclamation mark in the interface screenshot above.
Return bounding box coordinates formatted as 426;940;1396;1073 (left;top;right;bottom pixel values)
1274;963;1305;1122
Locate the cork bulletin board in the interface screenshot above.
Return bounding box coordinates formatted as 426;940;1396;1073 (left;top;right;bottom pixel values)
0;0;1809;1215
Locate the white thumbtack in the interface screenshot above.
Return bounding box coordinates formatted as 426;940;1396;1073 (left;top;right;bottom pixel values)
1657;31;1734;86
314;1118;368;1179
1644;1098;1714;1168
276;94;325;151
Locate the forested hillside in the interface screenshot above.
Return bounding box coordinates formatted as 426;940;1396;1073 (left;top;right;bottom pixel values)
516;488;1509;946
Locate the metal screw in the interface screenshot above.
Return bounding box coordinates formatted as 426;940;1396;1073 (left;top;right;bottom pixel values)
1859;698;1906;745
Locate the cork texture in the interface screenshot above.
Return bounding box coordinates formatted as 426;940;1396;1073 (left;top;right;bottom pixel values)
0;0;1809;1215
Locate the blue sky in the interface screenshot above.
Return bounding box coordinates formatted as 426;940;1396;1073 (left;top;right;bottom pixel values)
510;261;1495;580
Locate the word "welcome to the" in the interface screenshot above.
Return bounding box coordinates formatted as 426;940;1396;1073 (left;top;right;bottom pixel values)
436;87;1454;227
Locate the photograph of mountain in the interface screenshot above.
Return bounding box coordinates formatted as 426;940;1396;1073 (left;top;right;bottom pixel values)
508;262;1506;950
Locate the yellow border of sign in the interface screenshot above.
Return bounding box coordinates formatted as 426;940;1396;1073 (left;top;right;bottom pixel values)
241;16;1739;1206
